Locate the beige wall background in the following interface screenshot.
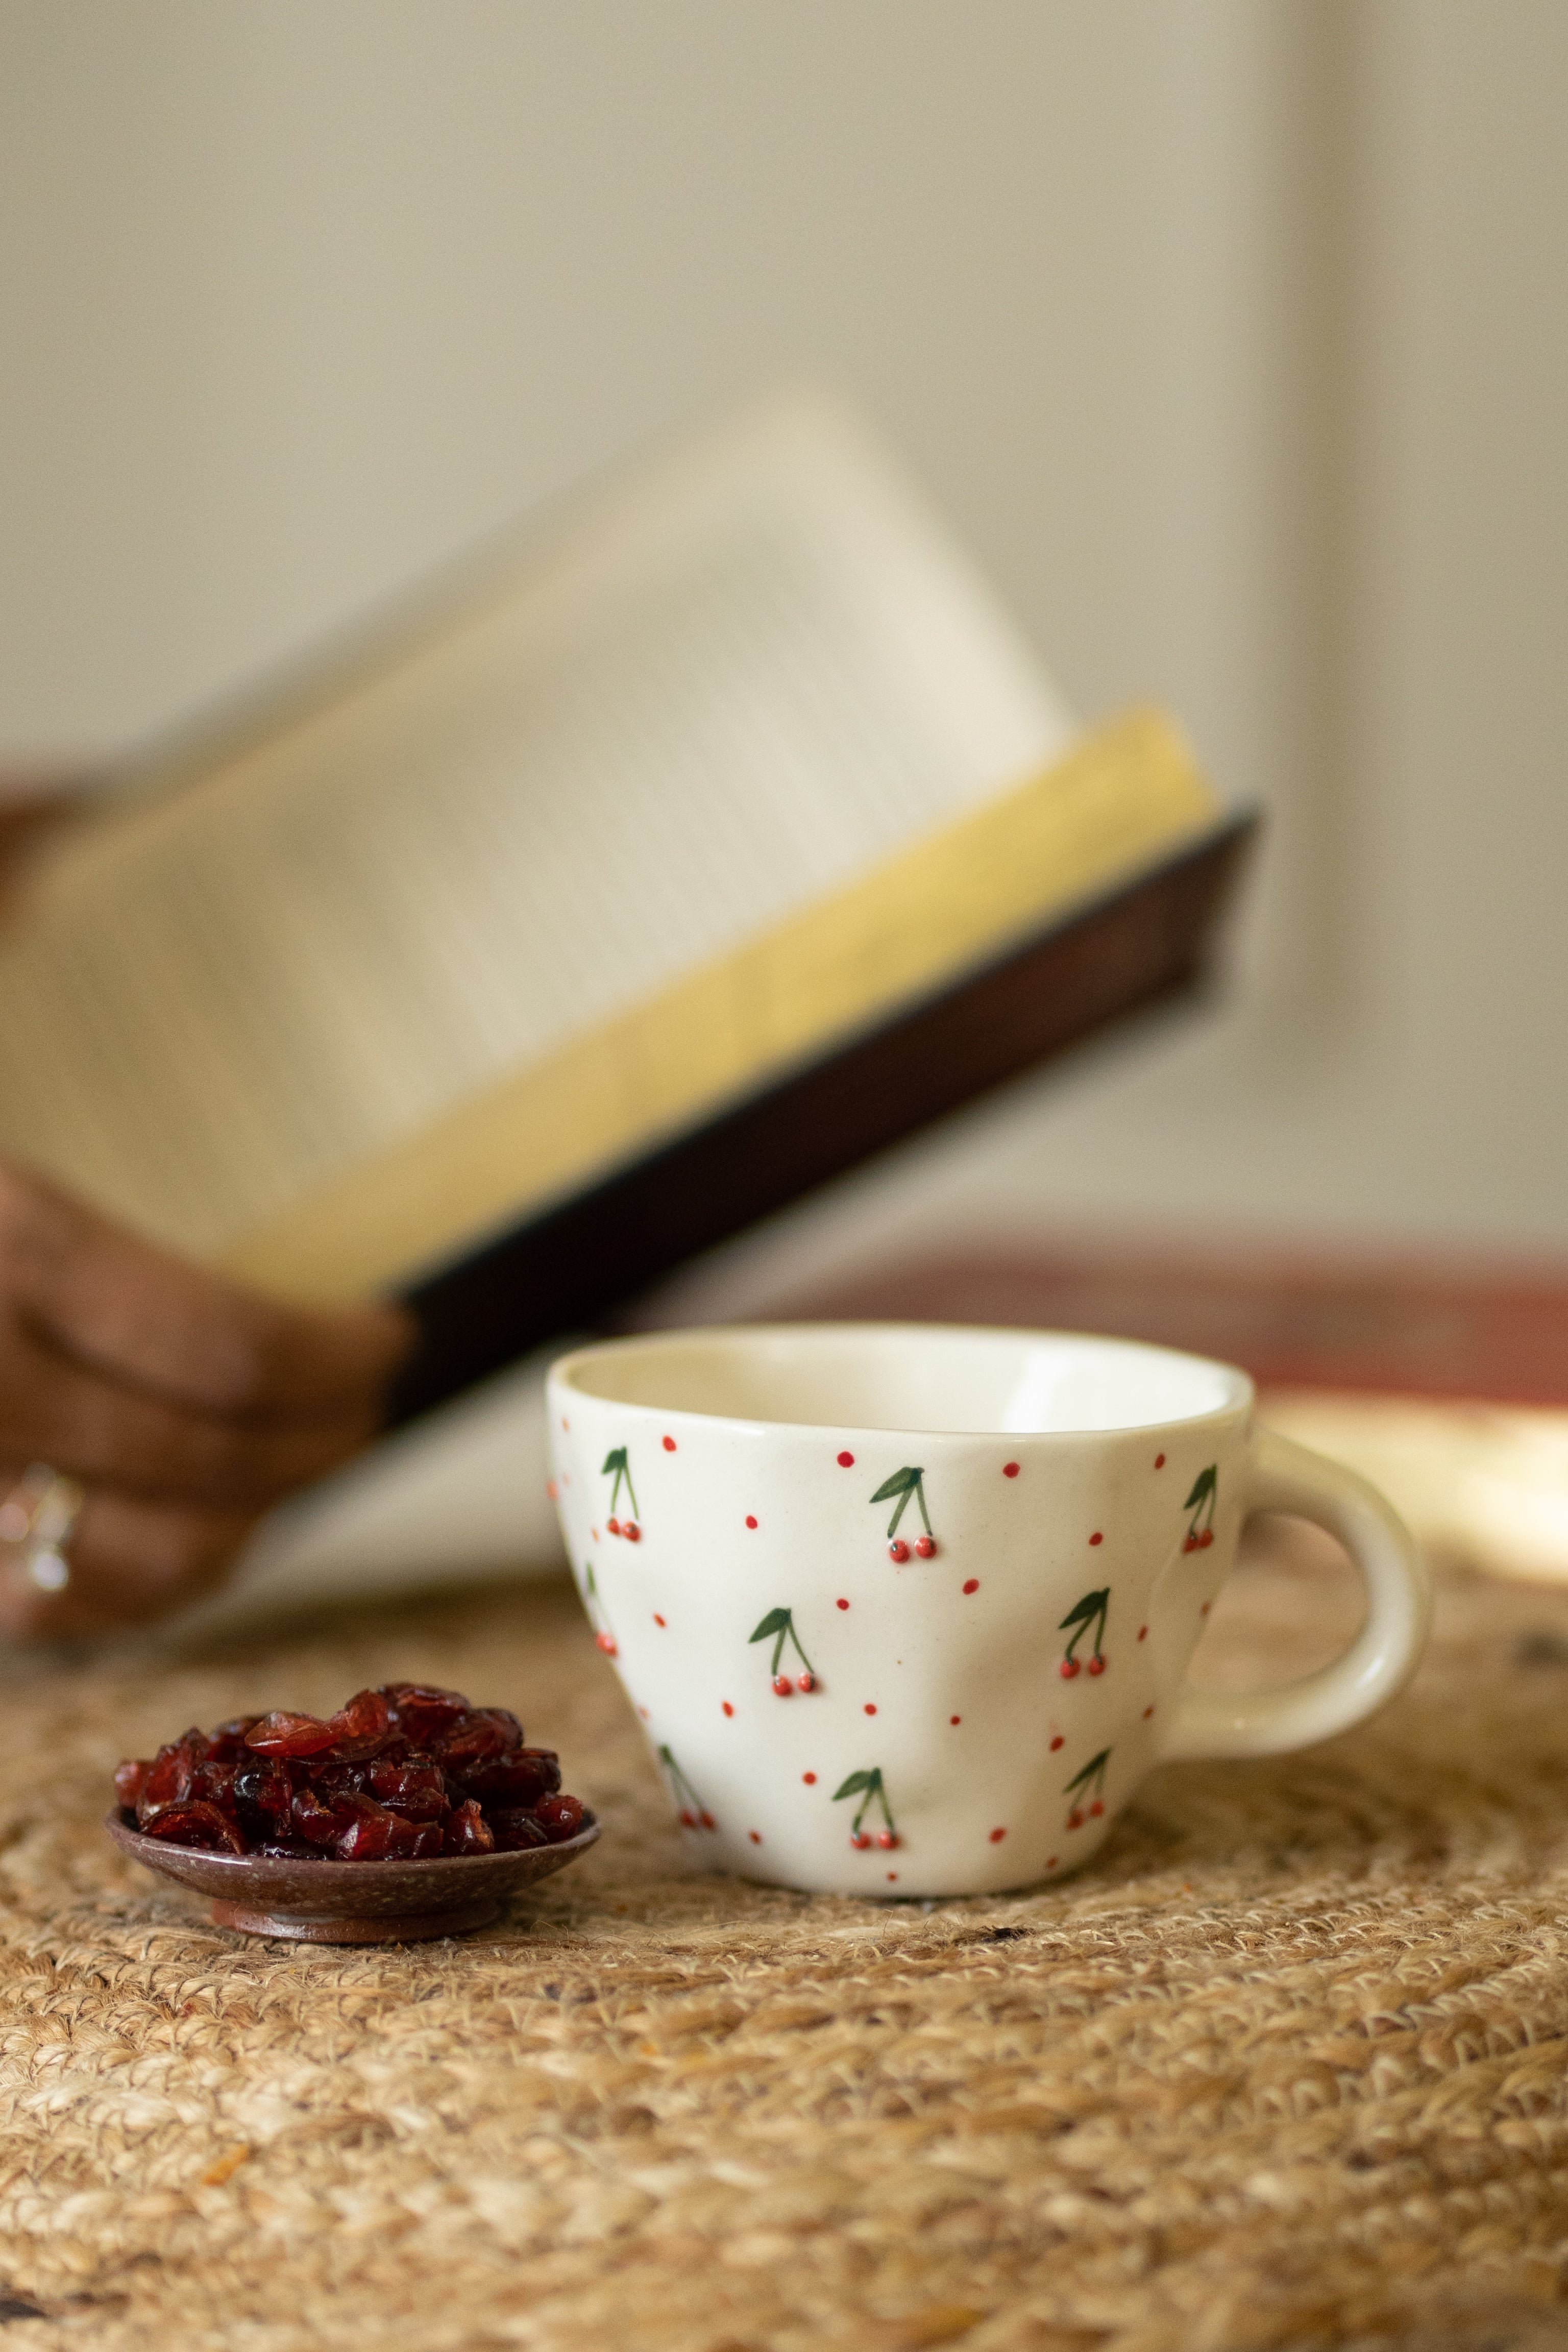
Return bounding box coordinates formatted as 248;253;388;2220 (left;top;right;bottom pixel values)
1;1;1564;1282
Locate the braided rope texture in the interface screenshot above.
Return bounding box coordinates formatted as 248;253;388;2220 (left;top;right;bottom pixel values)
0;1542;1565;2351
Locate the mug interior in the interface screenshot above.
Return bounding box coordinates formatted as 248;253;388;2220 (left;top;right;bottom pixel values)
557;1324;1248;1437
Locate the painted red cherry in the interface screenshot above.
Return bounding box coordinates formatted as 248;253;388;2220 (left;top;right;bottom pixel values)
1067;1809;1085;1830
1049;1734;1064;1751
989;1827;1006;1844
889;1539;910;1563
662;1435;676;1452
679;1808;697;1828
1199;1529;1214;1548
607;1517;621;1535
1155;1453;1166;1468
914;1536;936;1558
1003;1462;1020;1478
699;1810;716;1830
837;1451;855;1467
623;1521;641;1543
595;1632;618;1656
772;1675;792;1697
1089;1532;1103;1547
1087;1655;1106;1677
876;1829;897;1850
745;1515;758;1530
1059;1658;1081;1680
851;1830;872;1850
1089;1799;1104;1818
1184;1535;1198;1553
797;1672;815;1693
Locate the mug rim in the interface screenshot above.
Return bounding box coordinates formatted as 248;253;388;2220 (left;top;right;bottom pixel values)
548;1321;1255;1442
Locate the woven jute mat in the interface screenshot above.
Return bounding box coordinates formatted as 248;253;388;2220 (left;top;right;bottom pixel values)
2;1537;1567;2352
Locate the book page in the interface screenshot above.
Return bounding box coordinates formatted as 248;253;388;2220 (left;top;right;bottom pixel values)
0;395;1073;1261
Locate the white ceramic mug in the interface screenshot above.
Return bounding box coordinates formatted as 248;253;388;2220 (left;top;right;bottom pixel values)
546;1325;1430;1897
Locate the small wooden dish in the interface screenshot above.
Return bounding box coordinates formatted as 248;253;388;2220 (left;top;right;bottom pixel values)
105;1811;599;1944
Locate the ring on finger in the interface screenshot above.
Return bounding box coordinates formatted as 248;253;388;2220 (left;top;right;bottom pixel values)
0;1464;85;1593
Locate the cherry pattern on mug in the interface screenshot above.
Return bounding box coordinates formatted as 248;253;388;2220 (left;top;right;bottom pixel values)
658;1743;717;1832
602;1446;642;1541
1063;1745;1111;1831
749;1606;820;1695
835;1765;898;1850
582;1561;619;1656
870;1465;937;1562
1184;1464;1218;1551
1058;1586;1110;1679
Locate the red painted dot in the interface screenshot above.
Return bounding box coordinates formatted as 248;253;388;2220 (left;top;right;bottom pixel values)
989;1827;1007;1843
1138;1624;1148;1640
638;1705;649;1719
1200;1600;1211;1616
864;1703;877;1716
749;1830;762;1845
963;1578;979;1595
1155;1452;1166;1468
1143;1705;1155;1719
653;1613;666;1627
886;1872;898;1882
745;1515;758;1529
722;1701;734;1717
1046;1855;1059;1870
561;1417;569;1431
802;1771;817;1785
1003;1461;1020;1478
950;1715;961;1726
545;1478;558;1502
1089;1531;1103;1547
837;1598;850;1611
663;1435;676;1452
837;1450;855;1468
1049;1734;1064;1751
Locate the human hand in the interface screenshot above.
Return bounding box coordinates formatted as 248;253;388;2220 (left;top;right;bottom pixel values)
0;1157;413;1638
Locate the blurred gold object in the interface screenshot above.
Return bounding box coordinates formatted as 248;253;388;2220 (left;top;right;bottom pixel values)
0;1462;83;1592
1261;1392;1568;1583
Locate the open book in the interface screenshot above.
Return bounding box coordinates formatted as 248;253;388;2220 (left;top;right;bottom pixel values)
0;395;1252;1612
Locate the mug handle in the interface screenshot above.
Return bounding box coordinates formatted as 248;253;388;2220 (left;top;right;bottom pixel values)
1161;1426;1432;1762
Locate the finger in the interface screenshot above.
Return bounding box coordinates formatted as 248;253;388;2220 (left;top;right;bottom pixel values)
0;1491;254;1640
0;1158;413;1418
0;1327;386;1510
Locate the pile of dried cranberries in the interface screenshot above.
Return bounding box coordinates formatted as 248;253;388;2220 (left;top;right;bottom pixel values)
113;1684;590;1861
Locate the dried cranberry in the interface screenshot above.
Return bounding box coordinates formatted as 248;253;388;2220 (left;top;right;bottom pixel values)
191;1758;241;1815
245;1710;337;1758
114;1759;150;1811
486;1809;548;1852
323;1688;392;1759
445;1800;495;1856
333;1796;414;1861
454;1747;560;1805
430;1707;520;1772
291;1787;345;1848
141;1801;247;1854
136;1740;195;1826
311;1760;373;1804
368;1757;447;1820
404;1821;446;1859
534;1794;588;1843
233;1756;293;1836
380;1683;472;1745
205;1718;260;1761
